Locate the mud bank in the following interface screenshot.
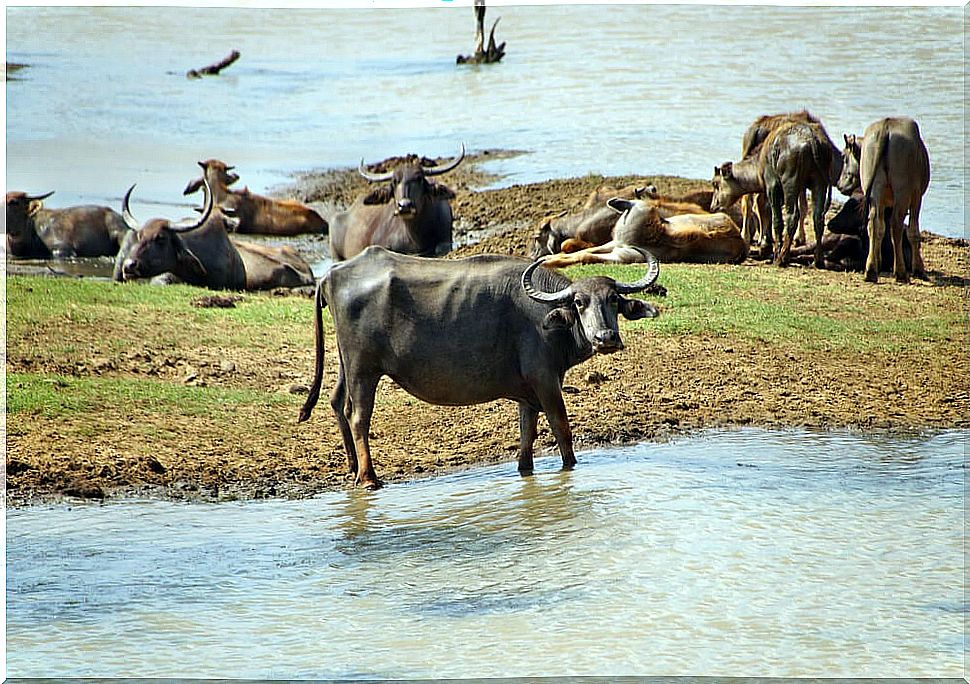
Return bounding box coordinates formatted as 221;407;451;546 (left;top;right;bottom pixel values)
6;154;969;506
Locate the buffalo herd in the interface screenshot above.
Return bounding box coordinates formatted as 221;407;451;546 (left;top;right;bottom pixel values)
7;113;933;488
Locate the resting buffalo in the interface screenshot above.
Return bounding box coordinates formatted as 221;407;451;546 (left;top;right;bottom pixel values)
531;185;717;260
837;117;929;283
116;178;314;291
298;245;661;489
539;198;747;268
6;191;129;258
184;159;328;236
329;144;465;261
788;194;911;273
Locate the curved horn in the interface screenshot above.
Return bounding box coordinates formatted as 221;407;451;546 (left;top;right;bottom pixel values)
358;157;394;183
424;142;466;177
170;175;213;232
521;258;573;305
614;248;661;294
26;191;55;202
121;184;141;230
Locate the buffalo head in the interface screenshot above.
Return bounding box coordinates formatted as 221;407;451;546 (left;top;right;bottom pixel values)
6;190;54;254
119;177;218;281
710;162;749;213
183;159;240;197
530;210;570;259
521;253;659;354
837;133;862;196
358;143;465;219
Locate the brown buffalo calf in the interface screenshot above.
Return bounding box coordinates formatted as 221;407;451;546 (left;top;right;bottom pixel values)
185;159;328;237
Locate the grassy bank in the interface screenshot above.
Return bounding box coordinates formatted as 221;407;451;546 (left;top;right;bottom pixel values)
6;238;967;505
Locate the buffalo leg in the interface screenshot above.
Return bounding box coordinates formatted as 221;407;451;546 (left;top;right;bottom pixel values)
346;373;382;489
776;185;802;267
765;177;785;264
889;197;910;284
537;388;576;469
329;362;358;476
754;192;771;256
517;402;540;474
906;193;927;280
864;179;889;283
796;192;809;246
740;194;756;245
811;183;828;269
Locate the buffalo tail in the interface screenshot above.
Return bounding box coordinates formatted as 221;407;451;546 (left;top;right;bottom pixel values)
297;278;326;423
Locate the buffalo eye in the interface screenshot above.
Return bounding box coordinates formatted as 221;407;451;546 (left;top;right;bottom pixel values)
607;293;620;309
573;294;589;310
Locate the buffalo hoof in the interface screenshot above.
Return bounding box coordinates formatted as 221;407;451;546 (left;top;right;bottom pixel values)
355;475;383;491
864;269;880;283
894;271;911;284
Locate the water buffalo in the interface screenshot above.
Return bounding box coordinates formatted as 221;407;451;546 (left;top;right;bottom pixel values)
836;117;929;283
539;198;747;268
328;144;465;261
184;159;328;236
717;111;842;253
116;178;314;291
531;186;717;259
713;121;833;267
786;194;911;272
6;191;129;258
298;245;661;489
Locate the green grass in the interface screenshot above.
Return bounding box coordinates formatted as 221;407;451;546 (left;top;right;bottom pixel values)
6;276;320;354
563;262;964;353
7;371;287;419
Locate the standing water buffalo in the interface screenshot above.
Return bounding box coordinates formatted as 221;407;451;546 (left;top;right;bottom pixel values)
6;191;129;258
116;177;314;290
298;245;661;489
328;144;465;261
836;117;929;283
184;159;328;236
713;121;833;267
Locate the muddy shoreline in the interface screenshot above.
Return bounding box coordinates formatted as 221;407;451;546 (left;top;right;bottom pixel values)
6;153;969;507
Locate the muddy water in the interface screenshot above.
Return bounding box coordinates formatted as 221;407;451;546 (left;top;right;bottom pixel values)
6;429;964;678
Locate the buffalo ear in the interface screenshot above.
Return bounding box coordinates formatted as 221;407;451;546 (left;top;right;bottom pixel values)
542;307;576;330
429;182;456;200
619;297;659;320
176;243;208;280
362;185;394;205
27;200;45;217
183;177;204;196
607;197;634;214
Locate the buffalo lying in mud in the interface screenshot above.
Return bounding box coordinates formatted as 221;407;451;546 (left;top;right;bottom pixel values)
298;245;662;489
538;198;747;268
787;194;911;273
116;177;314;291
329;145;465;261
6;191;129;258
184;159;328;237
530;185;729;261
837;116;929;283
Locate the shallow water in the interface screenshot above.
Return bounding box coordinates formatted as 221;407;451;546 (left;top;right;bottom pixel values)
5;5;965;242
7;429;965;678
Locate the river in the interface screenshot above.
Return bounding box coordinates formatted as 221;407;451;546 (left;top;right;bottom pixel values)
5;4;965;240
6;429;965;678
